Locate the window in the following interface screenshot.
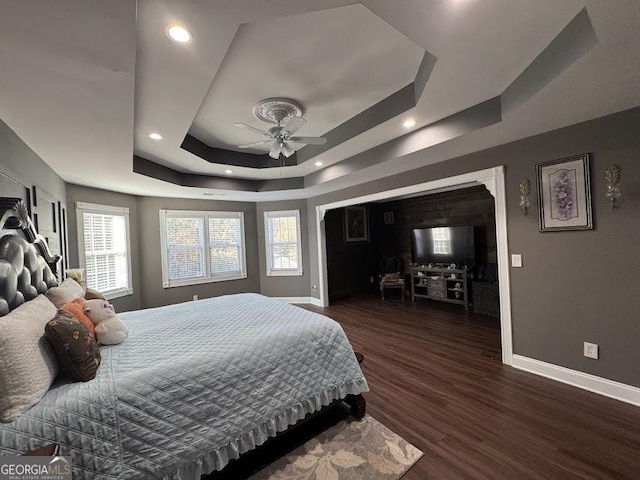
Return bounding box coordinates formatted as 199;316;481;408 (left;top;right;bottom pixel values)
264;210;303;276
160;210;246;287
76;202;132;299
432;227;451;254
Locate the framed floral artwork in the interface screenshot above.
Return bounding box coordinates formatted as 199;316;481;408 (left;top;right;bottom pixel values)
536;153;592;232
344;206;369;242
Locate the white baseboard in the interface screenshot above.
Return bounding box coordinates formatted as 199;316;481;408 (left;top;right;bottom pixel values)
512;354;640;407
273;296;323;307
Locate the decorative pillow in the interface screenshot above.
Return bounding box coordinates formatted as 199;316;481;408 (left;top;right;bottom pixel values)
45;310;101;382
85;288;106;301
61;298;96;336
0;295;58;422
45;278;85;309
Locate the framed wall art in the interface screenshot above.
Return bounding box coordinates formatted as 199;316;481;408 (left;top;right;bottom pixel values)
344;206;369;242
536;153;592;232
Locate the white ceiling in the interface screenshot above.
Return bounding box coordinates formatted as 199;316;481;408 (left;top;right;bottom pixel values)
190;4;424;155
0;1;639;202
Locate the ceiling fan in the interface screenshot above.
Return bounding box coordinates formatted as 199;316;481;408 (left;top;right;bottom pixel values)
234;98;327;159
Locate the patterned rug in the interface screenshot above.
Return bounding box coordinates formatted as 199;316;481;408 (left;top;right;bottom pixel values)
249;415;423;480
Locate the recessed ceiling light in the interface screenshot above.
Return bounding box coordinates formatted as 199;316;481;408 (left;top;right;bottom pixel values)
224;169;233;175
403;119;416;129
314;161;323;167
167;25;192;44
147;132;163;140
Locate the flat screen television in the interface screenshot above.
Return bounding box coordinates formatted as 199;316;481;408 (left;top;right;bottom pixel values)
411;226;476;267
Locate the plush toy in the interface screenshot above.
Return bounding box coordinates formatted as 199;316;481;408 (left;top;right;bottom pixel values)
83;299;129;345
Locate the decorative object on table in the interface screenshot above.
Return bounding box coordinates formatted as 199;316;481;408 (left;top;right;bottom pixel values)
84;299;129;345
519;178;532;215
455;282;462;289
383;211;395;224
604;164;622;208
449;263;456;269
344;206;369;242
249;415;423;480
536;153;593;231
450;273;457;279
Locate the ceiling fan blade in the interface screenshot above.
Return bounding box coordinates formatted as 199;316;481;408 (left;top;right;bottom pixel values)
238;140;272;148
234;122;269;136
281;116;306;136
269;143;282;159
289;136;327;145
282;143;295;158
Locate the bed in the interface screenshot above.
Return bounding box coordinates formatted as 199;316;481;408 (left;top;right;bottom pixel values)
0;198;368;479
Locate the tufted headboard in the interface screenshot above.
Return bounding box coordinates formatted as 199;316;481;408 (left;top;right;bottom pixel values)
0;198;59;316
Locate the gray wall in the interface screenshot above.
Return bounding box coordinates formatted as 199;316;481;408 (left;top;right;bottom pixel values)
0;119;66;202
66;184;141;312
307;107;640;388
256;199;311;297
136;196;260;308
64;188;297;310
0;119;67;277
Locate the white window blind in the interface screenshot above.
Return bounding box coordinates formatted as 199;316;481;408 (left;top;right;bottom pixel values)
166;217;205;281
264;210;303;276
209;216;243;277
77;203;132;299
160;210;247;288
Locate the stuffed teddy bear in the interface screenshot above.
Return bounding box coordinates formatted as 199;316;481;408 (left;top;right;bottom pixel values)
83;299;129;345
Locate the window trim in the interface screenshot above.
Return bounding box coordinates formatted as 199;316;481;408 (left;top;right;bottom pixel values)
264;209;303;277
159;209;247;288
76;202;133;300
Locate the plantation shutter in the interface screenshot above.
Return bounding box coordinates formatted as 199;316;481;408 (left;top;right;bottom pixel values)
78;203;131;298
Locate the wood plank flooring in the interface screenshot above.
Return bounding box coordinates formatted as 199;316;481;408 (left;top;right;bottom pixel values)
305;295;640;480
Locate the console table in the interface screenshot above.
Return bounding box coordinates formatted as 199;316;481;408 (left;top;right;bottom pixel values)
410;266;469;311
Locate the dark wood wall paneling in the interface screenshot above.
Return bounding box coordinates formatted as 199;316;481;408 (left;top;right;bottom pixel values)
375;185;496;271
325;208;381;302
326;186;496;301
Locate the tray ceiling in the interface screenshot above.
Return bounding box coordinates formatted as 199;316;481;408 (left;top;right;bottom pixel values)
0;1;639;201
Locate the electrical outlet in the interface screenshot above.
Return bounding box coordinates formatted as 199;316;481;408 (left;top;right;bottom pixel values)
193;294;199;301
584;342;598;359
311;285;318;291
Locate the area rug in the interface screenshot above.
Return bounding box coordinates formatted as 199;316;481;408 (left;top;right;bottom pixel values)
248;415;423;480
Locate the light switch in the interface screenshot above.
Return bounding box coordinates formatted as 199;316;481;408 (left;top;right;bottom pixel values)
511;254;523;268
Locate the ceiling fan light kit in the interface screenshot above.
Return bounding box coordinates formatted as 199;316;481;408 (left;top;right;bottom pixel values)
234;98;327;160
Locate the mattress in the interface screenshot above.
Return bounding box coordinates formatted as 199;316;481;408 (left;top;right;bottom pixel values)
0;293;368;479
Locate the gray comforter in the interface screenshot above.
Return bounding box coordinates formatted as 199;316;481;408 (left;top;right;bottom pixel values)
0;293;368;479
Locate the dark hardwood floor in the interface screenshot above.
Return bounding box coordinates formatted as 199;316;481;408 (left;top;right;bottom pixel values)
305;295;640;480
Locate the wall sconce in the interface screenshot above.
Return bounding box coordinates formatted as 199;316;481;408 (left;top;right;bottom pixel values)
519;179;531;215
604;164;622;208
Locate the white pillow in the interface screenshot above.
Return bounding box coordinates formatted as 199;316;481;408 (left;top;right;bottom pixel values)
0;295;59;422
45;278;85;309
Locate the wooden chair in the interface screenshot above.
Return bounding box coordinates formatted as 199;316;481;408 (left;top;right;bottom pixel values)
379;257;405;300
